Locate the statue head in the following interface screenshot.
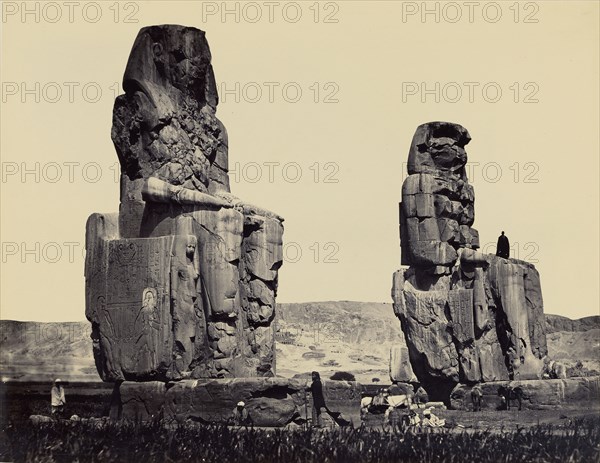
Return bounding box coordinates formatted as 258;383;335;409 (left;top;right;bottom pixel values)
113;25;227;196
142;288;157;310
123;25;217;108
186;236;197;259
407;121;471;178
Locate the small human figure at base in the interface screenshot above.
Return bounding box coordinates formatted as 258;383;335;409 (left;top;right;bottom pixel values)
496;231;510;259
51;378;66;419
384;406;402;431
309;371;326;428
407;410;421;427
414;386;429;407
308;371;351;428
229;401;253;427
471;384;483;412
422;407;445;427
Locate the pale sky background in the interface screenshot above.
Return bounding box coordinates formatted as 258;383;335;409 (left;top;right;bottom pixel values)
1;1;598;322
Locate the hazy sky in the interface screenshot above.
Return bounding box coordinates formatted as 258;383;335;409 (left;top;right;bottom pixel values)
1;1;598;321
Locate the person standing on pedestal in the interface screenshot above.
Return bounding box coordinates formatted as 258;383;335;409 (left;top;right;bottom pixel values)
496;231;510;258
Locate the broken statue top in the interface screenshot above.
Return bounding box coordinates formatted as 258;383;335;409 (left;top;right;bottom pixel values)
112;25;229;197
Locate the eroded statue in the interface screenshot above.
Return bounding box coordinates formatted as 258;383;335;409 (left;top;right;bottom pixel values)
85;25;283;381
392;122;547;400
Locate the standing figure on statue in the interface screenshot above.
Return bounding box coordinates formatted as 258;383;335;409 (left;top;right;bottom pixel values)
496;231;510;258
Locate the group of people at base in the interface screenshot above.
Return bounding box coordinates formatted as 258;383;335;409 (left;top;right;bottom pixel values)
363;384;432;412
362;383;453;430
384;406;447;430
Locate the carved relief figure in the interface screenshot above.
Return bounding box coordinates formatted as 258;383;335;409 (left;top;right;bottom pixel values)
134;287;159;372
171;236;202;377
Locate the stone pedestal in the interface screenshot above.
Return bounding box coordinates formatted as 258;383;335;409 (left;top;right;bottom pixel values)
111;378;362;427
450;376;600;410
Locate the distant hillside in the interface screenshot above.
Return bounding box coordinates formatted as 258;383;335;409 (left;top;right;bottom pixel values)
1;304;598;382
545;314;600;333
547;328;600;368
0;320;95;382
275;302;404;383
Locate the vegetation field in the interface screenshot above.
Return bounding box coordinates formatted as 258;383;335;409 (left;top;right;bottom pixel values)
1;416;599;463
2;380;600;462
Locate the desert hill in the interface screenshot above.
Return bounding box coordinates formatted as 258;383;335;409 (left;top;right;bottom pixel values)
1;303;598;382
544;314;600;333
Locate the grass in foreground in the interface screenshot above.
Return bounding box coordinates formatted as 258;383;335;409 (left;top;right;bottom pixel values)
1;417;599;463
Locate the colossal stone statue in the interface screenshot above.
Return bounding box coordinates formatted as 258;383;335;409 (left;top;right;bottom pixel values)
85;25;283;382
392;122;547;401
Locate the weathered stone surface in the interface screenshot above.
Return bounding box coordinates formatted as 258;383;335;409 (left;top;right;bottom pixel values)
86;25;283;382
472;267;489;333
389;345;417;382
415;193;435;218
117;378;362;426
406;241;458;267
91;235;177;381
523;263;548;358
450;377;600;410
487;256;544;379
398;286;459;400
458;345;481;382
448;289;474;344
476;327;510;382
391;270;406;317
407;122;470;178
118;381;167;420
393;122;548;402
438;218;460;243
399;122;478;268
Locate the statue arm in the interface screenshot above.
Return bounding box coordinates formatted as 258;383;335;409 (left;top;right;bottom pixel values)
215;192;284;221
142;177;232;209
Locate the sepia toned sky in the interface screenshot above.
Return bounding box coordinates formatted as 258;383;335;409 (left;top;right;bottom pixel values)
1;1;598;321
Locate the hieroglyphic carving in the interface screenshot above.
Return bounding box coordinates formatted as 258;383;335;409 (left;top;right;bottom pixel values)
97;237;174;380
448;289;474;344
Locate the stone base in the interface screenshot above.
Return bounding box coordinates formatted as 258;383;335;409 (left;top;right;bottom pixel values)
450;376;600;410
112;378;362;427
